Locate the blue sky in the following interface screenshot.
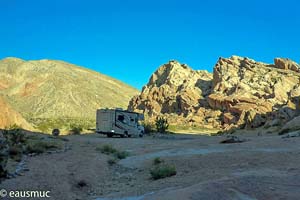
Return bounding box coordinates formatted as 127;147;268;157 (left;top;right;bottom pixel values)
1;0;299;89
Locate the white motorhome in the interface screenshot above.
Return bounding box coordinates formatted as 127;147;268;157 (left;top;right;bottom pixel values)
96;108;144;137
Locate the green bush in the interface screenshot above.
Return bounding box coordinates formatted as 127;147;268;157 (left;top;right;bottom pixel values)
114;151;129;159
8;145;23;156
155;117;169;133
70;124;83;135
30;117;95;133
150;164;177;180
97;144;129;163
8;145;23;162
26;143;45;154
142;122;155;134
26;141;60;154
3;125;26;146
107;158;117;166
153;157;164;165
96;144;117;155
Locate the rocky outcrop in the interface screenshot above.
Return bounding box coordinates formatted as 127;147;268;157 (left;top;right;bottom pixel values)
279;115;300;134
209;56;300;129
128;60;222;128
129;56;300;131
274;58;299;72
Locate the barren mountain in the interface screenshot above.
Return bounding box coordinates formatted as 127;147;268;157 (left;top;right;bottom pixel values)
0;57;138;131
129;56;300;131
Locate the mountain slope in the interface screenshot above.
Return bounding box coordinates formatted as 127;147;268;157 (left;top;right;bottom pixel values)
0;95;33;130
0;57;138;131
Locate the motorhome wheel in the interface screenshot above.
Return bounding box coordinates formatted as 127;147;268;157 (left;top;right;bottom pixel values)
107;133;113;137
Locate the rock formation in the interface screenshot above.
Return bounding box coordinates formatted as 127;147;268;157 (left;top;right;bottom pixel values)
274;58;299;72
128;60;222;129
209;56;300;129
129;56;300;131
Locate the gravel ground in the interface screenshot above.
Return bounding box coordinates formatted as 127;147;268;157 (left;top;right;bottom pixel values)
1;132;300;200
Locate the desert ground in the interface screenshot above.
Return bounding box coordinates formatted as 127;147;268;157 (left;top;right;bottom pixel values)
2;131;300;200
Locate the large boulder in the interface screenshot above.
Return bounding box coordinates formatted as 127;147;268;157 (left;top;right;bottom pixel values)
274;58;299;72
279;115;300;134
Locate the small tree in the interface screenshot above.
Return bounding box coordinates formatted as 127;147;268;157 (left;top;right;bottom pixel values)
142;121;155;134
155;117;169;133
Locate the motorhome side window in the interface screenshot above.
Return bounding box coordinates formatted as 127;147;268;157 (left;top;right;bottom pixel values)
118;115;125;122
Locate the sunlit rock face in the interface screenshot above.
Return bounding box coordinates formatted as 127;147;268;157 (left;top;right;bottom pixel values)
129;56;300;130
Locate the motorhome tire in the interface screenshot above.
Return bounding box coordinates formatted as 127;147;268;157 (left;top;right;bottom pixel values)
107;133;113;138
124;131;128;137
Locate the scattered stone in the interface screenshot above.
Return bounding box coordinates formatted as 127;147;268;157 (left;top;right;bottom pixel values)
152;134;176;140
6;173;16;179
77;180;88;188
15;172;24;176
220;136;246;144
269;187;275;191
14;155;28;176
279;116;300;135
281;131;300;138
23;168;29;172
287;167;298;171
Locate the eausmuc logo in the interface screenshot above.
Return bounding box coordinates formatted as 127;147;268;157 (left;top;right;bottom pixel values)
0;189;50;198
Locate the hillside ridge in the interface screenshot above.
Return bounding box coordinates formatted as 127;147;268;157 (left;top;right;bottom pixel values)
0;57;139;131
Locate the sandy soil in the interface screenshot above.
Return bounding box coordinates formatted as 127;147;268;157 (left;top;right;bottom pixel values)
1;132;300;200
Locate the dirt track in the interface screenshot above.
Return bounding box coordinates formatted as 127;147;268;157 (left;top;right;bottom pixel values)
2;132;300;200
